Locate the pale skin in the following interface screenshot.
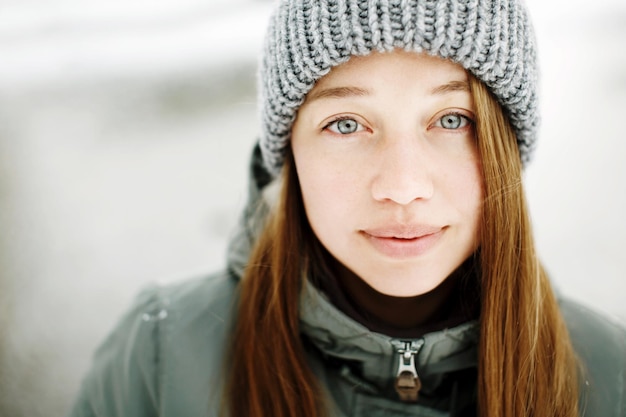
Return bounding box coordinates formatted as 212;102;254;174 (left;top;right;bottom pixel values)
291;50;484;297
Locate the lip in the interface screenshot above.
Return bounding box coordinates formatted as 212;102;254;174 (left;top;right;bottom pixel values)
361;225;445;259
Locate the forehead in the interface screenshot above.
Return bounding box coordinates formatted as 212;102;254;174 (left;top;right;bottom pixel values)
302;50;470;109
312;50;468;91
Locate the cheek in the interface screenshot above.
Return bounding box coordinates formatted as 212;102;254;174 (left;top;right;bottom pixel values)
294;153;364;236
298;162;359;215
461;164;483;206
456;161;484;235
293;135;362;202
453;143;483;199
440;152;483;229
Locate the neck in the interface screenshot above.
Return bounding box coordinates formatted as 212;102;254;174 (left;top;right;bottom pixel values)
317;257;479;338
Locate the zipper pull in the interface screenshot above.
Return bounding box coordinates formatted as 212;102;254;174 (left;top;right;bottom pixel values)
393;340;424;402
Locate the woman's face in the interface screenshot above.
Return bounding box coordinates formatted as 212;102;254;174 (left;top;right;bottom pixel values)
291;50;483;297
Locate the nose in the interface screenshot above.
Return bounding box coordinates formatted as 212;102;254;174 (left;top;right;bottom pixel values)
370;137;434;205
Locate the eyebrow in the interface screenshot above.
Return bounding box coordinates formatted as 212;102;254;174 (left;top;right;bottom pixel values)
305;86;370;103
305;80;469;103
430;80;470;95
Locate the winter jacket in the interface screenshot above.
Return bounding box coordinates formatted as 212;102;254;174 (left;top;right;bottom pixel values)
68;144;626;417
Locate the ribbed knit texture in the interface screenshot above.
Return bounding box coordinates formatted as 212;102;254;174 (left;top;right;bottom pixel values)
259;0;538;175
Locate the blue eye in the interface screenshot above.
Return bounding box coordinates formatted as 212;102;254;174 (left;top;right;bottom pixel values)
326;118;363;134
437;113;471;129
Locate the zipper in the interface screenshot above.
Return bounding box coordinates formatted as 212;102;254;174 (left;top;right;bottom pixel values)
392;339;424;402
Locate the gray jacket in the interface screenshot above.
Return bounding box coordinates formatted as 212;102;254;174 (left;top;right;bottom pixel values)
68;145;626;417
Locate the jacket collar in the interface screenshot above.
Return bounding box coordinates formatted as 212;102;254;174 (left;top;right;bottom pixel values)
300;278;479;394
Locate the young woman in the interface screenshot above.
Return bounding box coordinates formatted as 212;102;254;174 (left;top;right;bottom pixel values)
69;1;626;416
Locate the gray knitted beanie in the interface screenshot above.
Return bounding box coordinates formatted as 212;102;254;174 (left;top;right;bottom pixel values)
259;0;538;175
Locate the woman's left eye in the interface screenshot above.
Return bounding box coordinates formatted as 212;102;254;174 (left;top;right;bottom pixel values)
435;113;472;129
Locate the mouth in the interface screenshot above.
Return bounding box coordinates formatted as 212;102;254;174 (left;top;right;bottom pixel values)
361;225;445;258
362;224;443;239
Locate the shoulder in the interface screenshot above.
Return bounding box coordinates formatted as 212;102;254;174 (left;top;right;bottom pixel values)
157;271;239;415
558;297;626;417
68;271;239;417
159;269;239;328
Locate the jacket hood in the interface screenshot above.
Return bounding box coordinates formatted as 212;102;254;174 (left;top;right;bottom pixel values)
226;142;275;279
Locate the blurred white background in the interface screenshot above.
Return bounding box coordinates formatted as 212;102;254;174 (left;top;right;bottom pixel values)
0;0;624;416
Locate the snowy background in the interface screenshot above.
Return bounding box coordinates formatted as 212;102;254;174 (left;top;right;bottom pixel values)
0;0;624;416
